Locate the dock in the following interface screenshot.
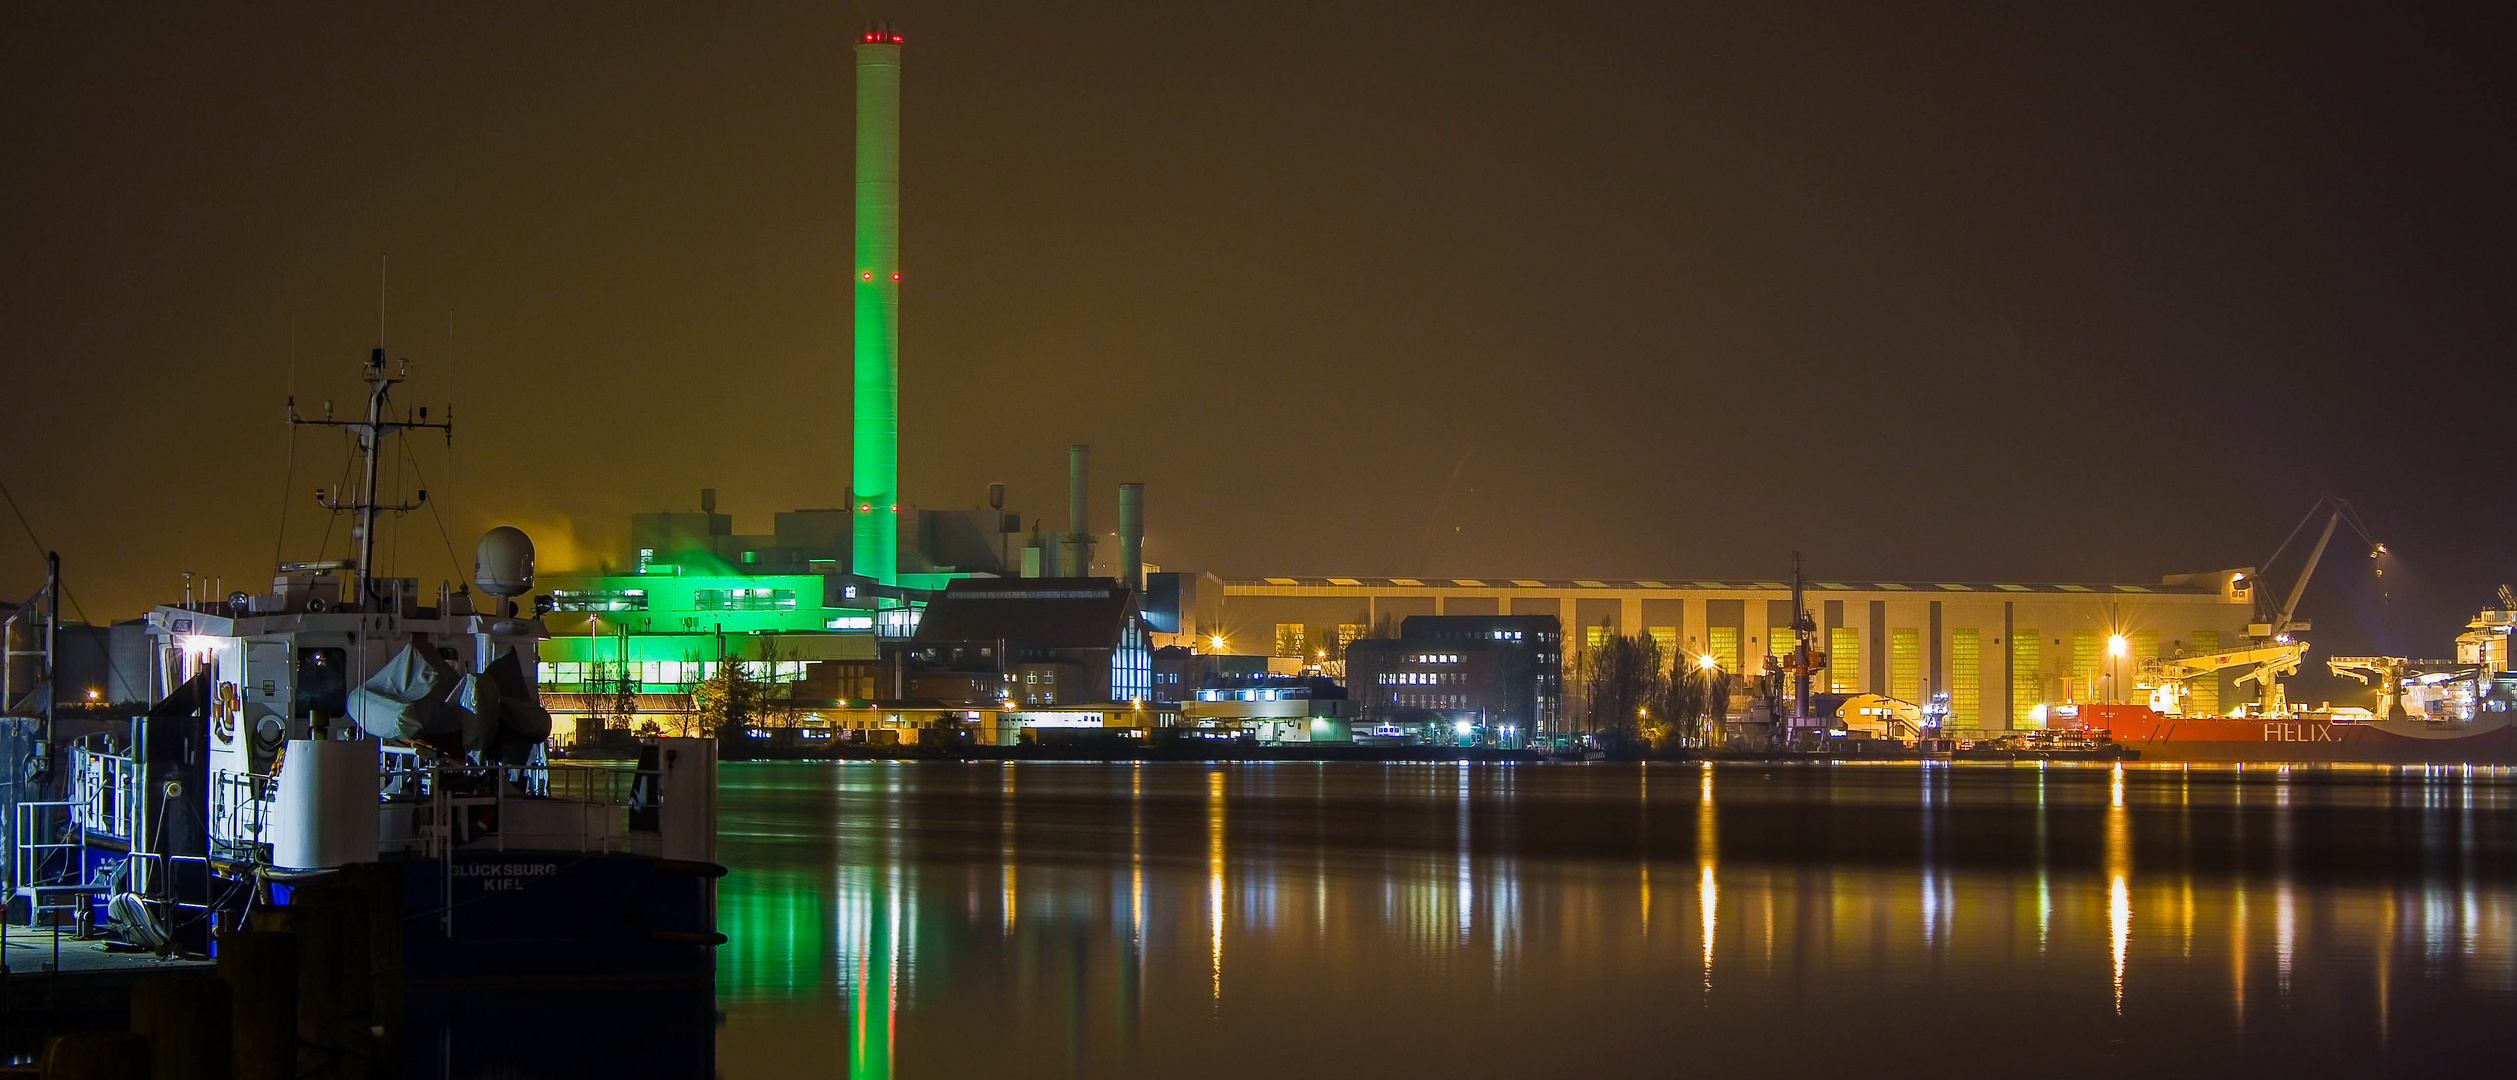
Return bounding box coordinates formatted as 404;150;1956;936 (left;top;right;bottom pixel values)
2;928;212;1039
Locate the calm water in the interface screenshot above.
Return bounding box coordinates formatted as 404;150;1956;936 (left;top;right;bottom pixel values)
710;761;2517;1078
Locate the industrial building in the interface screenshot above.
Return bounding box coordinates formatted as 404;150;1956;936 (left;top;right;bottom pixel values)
1182;674;1357;744
1344;615;1562;745
881;576;1151;705
523;25;2263;755
1219;572;2258;737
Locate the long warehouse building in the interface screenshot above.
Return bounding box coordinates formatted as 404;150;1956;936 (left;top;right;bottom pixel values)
1217;570;2259;734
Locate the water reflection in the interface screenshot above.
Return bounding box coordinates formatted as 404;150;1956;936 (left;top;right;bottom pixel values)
714;762;2517;1079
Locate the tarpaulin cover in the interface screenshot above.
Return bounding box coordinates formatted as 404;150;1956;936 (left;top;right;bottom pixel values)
348;644;464;740
485;648;553;746
455;672;501;754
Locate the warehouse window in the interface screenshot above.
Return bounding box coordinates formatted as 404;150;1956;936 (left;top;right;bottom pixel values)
1949;630;1981;727
2189;630;2221;714
1648;626;1678;671
1587;625;1613;650
2011;629;2042;726
2072;629;2101;702
1274;624;1306;658
2132;630;2159;661
1708;627;1740;674
1890;628;1920;703
1830;627;1861;693
1769;627;1796;665
692;588;795;611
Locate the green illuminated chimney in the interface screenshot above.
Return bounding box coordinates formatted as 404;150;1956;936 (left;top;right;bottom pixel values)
852;27;902;585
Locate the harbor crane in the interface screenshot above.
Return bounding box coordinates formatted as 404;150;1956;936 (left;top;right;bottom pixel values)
2326;585;2513;719
2137;496;2378;717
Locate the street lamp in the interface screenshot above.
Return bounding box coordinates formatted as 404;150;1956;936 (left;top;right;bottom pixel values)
2107;634;2128;704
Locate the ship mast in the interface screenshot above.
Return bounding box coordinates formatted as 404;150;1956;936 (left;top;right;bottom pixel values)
291;348;452;609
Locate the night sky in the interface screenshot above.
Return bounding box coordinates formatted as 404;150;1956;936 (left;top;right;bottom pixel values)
3;2;2510;679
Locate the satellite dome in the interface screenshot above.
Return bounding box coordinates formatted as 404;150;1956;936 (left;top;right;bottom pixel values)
474;527;536;598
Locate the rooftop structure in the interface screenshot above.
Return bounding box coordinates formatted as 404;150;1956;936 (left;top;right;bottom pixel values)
883;577;1152;716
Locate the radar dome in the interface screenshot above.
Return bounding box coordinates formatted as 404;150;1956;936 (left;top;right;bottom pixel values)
474;527;536;598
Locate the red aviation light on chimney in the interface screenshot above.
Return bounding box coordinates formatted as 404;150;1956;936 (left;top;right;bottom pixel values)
861;272;873;281
891;272;901;280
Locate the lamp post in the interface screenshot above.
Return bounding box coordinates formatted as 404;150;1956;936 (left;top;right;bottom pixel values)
2107;634;2129;705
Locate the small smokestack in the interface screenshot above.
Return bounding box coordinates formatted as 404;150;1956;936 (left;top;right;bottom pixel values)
700;488;718;514
1023;520;1047;578
1063;444;1092;577
1118;482;1144;593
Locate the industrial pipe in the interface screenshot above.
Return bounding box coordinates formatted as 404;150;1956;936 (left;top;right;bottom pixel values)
1118;482;1144;593
1064;445;1091;577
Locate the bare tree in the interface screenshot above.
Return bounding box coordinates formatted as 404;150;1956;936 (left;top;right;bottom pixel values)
1588;632;1667;751
1704;667;1732;748
1663;660;1707;750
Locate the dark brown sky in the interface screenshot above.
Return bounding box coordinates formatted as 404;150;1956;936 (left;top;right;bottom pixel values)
3;2;2510;664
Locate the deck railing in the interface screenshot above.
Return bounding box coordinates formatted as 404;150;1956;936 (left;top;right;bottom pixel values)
69;749;139;842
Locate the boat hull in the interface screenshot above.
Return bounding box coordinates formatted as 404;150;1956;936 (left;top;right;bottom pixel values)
269;851;720;987
2095;712;2517;764
400;851;720;986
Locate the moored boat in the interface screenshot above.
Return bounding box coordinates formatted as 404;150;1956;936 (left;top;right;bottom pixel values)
13;348;722;987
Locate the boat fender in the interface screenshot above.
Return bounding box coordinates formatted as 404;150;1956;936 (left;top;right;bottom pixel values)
651;859;729;878
648;930;729;946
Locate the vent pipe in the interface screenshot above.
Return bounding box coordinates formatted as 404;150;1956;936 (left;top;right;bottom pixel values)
1062;445;1093;577
1118;482;1144;593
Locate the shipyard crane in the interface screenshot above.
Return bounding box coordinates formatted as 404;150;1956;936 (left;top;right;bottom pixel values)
2137;497;2378;717
2138;641;2311;715
2327;655;2410;720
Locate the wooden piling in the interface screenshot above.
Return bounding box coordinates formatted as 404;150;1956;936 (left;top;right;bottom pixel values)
127;971;231;1080
213;931;294;1080
36;1030;150;1079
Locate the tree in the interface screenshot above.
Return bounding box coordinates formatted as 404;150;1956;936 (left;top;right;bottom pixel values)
1662;659;1707;750
1587;632;1666;751
690;661;764;738
1703;665;1732;747
1563;631;1597;736
692;638;810;738
586;658;638;737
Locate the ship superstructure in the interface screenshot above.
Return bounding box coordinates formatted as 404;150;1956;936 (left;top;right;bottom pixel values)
13;348;721;983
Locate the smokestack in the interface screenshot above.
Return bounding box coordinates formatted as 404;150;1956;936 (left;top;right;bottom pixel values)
851;26;903;586
1063;445;1092;577
699;488;717;514
1118;482;1144;593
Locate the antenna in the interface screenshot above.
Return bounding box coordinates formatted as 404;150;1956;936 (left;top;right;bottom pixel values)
294;341;450;609
378;254;389;352
445;308;456;499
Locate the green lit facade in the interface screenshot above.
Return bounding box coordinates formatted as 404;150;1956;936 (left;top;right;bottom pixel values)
539;571;880;692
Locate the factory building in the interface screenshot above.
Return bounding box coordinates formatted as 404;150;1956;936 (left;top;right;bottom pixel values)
1219;572;2257;737
1183;674;1357;744
1344;614;1561;745
535;486;1023;743
875;577;1163;744
1149;646;1269;705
